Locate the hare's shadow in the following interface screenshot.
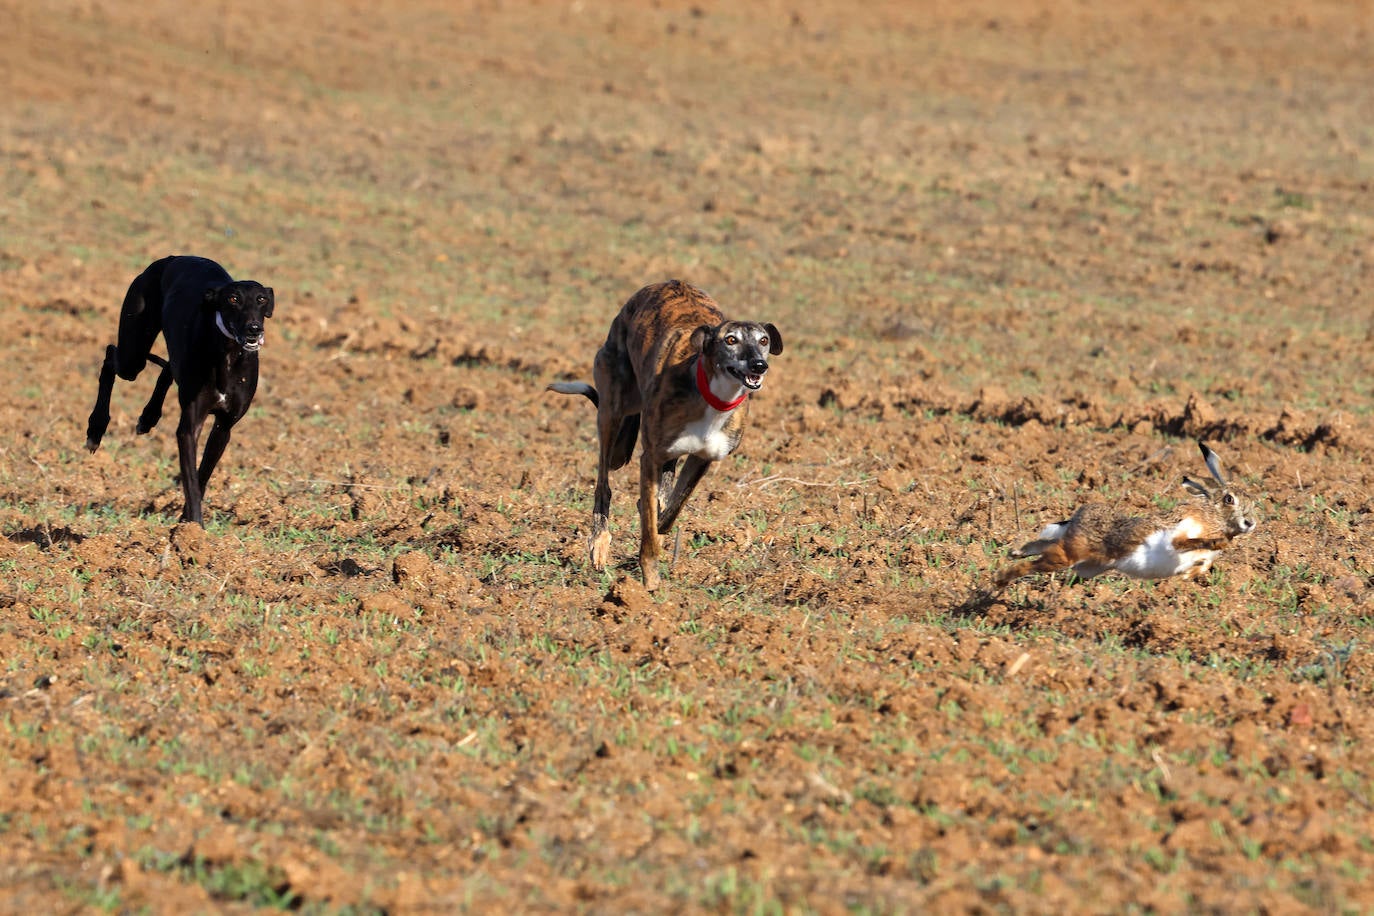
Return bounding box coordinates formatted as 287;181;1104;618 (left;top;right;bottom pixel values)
6;523;86;551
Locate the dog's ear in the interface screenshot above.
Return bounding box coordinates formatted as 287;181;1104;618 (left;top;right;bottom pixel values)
259;287;275;319
689;323;716;355
763;322;783;355
202;287;220;310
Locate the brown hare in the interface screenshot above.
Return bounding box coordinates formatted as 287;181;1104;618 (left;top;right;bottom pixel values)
994;441;1258;588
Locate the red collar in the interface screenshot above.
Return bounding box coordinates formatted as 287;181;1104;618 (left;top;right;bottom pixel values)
695;358;748;412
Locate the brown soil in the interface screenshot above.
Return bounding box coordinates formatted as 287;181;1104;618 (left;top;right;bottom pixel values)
3;0;1374;911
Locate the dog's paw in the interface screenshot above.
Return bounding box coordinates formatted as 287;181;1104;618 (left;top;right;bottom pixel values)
589;530;612;569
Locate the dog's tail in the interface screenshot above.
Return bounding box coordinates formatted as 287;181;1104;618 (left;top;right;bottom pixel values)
546;381;598;407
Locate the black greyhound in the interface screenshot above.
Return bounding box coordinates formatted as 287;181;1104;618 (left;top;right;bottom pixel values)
85;256;275;526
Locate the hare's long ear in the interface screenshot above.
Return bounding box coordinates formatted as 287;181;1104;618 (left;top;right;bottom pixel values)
1182;477;1211;499
1198;441;1228;486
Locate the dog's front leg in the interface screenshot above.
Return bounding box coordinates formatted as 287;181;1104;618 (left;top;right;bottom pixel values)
638;451;664;591
197;415;235;498
176;409;208;526
657;455;711;536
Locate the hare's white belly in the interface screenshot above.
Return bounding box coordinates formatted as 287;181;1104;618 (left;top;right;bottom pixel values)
1100;519;1215;580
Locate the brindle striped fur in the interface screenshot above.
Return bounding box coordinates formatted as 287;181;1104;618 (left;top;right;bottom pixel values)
548;280;782;591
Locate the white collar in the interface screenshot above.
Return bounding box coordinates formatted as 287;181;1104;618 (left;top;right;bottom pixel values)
214;311;237;343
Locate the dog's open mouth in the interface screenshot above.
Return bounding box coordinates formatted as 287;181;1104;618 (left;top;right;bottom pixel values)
242;336;264;352
730;366;765;390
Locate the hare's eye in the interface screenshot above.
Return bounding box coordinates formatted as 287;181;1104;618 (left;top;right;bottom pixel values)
1223;493;1236;506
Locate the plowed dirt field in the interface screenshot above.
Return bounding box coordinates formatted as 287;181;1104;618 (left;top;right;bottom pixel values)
2;0;1373;911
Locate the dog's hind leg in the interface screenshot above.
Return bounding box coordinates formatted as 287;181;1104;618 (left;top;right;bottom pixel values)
89;268;165;451
85;345;120;452
657;455;711;536
113;273;161;382
608;415;640;471
136;355;174;434
588;409;620;570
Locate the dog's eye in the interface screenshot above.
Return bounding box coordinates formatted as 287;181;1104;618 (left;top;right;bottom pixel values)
759;336;769;349
725;335;738;346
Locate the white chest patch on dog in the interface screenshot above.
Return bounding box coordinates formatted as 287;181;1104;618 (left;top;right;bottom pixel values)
666;410;738;461
1106;516;1214;580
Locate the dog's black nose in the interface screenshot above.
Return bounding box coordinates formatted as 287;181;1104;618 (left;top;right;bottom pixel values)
748;358;768;374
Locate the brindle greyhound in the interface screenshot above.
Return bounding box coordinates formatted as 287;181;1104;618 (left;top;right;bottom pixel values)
85;255;274;526
548;279;783;590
